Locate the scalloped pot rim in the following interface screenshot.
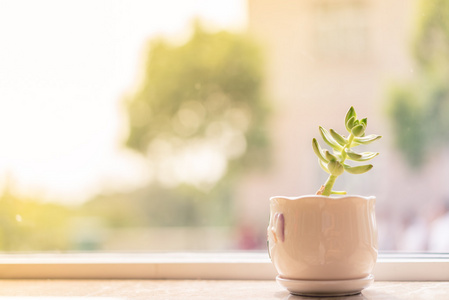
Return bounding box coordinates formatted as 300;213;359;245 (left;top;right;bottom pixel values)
270;195;376;201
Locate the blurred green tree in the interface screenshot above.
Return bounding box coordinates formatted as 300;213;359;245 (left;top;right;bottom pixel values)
388;0;449;168
123;23;270;226
0;189;73;251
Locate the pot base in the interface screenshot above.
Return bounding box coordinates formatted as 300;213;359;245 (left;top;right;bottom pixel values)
276;274;374;297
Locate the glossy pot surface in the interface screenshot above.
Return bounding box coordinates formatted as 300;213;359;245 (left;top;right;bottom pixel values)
268;195;378;280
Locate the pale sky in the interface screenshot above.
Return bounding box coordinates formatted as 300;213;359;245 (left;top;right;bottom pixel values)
0;0;247;203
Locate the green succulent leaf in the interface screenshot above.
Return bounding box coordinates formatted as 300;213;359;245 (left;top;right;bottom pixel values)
328;160;344;176
319;159;330;174
329;129;348;146
331;190;347;195
345;149;363;160
324;150;338;162
345;149;379;161
352;134;382;145
351;124;365;137
345;116;357;132
344;107;356;128
312;138;329;163
360;117;367;127
343;163;373;174
319;126;343;152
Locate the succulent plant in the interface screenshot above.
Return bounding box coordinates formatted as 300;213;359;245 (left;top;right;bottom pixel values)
313;107;381;196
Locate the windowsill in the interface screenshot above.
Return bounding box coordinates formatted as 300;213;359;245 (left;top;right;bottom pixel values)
0;279;447;299
0;252;448;281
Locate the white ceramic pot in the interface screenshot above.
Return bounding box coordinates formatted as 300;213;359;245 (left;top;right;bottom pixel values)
268;195;378;296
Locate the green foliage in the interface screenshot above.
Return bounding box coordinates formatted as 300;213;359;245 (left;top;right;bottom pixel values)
388;77;449;168
0;24;272;252
122;22;271;230
413;0;449;72
0;192;72;251
0;182;235;251
388;0;449;168
125;23;270;177
313;107;381;196
82;182;233;228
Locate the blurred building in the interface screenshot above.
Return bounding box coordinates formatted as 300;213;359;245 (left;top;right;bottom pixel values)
235;0;449;251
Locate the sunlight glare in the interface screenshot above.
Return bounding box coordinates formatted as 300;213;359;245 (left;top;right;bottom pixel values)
0;0;247;203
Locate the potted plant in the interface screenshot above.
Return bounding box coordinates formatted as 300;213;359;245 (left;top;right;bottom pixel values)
268;107;381;297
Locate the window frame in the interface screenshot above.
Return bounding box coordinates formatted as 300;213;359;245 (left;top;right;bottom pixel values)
0;252;448;280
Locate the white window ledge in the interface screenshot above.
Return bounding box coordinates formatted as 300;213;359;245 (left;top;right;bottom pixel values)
0;252;447;281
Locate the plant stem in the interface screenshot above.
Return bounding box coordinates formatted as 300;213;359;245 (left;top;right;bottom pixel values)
321;134;354;196
322;175;337;196
340;134;354;164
